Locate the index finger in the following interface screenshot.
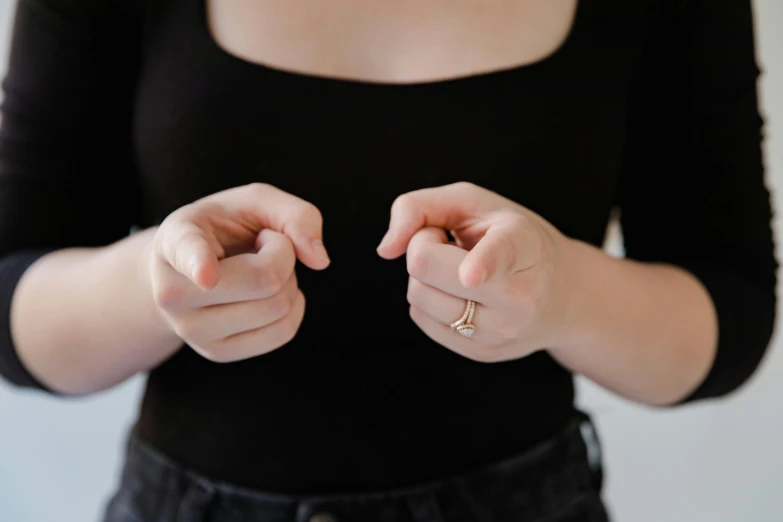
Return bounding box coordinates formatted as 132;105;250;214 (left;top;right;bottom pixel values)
205;229;297;306
406;227;488;302
377;183;485;260
207;184;330;271
158;229;297;309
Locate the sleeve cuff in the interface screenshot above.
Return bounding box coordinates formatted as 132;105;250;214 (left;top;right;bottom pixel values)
676;261;776;403
0;250;57;391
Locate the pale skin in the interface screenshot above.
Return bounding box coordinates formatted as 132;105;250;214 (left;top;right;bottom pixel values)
10;0;716;404
377;183;716;406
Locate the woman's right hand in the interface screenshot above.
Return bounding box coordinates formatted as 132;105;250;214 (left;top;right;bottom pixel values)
148;183;330;363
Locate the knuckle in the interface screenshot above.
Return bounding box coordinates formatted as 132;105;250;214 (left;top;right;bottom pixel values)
248;182;272;197
297;201;323;223
175;204;201;221
263;271;286;295
453;181;477;193
465;346;502;364
169;317;201;343
534;235;551;265
250;269;285;297
507;211;530;228
152;282;184;309
269;290;295;318
244;274;266;296
406;247;430;279
406;278;422;307
391;193;415;216
274;316;301;346
195;344;235;364
499;281;527;306
495;231;518;259
286;201;323;231
408;305;426;326
158;208;186;229
524;278;546;310
165;209;203;237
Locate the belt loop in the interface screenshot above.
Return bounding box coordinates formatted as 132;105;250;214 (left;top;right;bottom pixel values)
175;478;217;522
578;412;604;490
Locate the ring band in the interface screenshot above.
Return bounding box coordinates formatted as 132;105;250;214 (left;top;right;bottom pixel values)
451;299;476;339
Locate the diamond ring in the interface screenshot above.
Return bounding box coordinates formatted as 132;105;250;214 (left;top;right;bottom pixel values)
450;299;477;339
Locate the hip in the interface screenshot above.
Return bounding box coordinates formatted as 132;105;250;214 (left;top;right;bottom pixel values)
104;411;609;522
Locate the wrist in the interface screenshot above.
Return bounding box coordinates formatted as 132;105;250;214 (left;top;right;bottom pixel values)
547;237;609;356
135;227;157;300
133;227;179;342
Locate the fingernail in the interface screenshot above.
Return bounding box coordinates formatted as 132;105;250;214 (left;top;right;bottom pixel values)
312;239;330;263
377;230;394;251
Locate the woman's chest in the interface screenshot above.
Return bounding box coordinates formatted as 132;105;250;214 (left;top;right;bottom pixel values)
133;0;643;244
207;0;578;84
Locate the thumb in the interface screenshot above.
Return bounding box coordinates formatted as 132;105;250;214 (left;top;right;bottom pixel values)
377;183;485;260
459;215;535;288
215;184;330;270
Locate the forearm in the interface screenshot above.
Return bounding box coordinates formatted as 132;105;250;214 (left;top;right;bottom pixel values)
551;239;718;406
9;228;182;395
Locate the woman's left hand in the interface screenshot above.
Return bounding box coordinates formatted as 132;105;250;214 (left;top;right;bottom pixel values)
377;182;583;363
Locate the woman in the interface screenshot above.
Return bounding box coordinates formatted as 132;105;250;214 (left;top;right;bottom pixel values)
0;0;776;520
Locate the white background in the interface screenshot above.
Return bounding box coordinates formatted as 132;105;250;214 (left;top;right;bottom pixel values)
1;1;782;521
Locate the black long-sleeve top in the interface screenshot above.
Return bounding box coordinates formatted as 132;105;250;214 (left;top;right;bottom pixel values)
0;0;777;494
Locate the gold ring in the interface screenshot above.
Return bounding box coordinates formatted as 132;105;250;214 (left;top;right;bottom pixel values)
451;299;476;339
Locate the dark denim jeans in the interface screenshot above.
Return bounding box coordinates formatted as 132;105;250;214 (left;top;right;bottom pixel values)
103;412;609;522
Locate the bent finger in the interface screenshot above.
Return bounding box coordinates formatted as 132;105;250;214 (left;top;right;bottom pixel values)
175;274;299;341
193;290;306;363
198;230;297;306
156;222;222;290
461;214;539;287
213;184;330;270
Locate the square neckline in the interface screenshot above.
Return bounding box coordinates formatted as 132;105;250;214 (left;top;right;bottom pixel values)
196;0;585;89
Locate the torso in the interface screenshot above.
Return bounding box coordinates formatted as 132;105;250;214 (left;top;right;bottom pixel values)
132;0;643;494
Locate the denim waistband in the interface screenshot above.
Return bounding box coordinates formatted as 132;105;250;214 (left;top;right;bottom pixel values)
104;411;607;522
